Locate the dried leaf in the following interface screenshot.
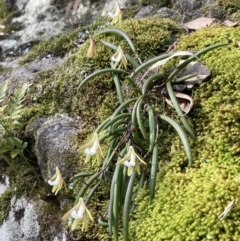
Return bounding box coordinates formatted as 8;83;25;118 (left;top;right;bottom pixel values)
142;51;194;80
184;17;215;30
218;200;235;220
223;20;239;27
165;92;193;115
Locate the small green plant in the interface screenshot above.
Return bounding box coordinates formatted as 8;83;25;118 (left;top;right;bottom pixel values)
0;80;28;166
56;4;227;240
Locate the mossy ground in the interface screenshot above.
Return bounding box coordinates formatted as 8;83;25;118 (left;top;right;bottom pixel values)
128;25;240;240
2;15;240;240
4;8;240;240
0;17;182;239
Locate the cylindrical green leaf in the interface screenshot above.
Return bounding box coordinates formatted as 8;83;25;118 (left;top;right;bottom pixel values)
171;73;197;84
112;71;124;104
142;73;165;94
95;28;136;53
131;54;171;78
148;105;156;152
75;172;101;204
166;82;196;140
77;68;127;90
168;42;227;80
160;114;192;165
136;96;148;140
123;170;136;241
149;143;158;201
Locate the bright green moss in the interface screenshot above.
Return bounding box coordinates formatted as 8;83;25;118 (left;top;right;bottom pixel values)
130;164;240;241
128;25;240;240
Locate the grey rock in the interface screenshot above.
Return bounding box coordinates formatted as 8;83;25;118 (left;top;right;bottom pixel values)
0;39;18;53
0;196;40;241
0;175;10;195
26;115;82;181
0;56;63;97
0;0;140;54
12;0;67;44
135;5;156;19
156;7;182;19
174;0;202;12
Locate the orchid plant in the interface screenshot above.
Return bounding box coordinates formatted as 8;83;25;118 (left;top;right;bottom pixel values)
62;197;93;231
48;167;66;195
78;132;104;165
52;1;227;239
116;146;146;176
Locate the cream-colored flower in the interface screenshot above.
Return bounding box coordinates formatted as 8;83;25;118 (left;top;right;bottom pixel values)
48;167;65;195
62;198;93;231
111;46;127;69
79;133;104;165
86;35;96;58
117;146;146;176
108;2;122;25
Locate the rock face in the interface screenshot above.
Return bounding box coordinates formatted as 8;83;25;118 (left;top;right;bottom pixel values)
26;116;82;181
0;55;63;94
0;196;40;241
0;175;9;194
0;0;140;52
12;0;67;45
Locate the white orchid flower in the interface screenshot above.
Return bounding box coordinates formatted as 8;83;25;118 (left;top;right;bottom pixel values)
111;46;127;69
62;198;93;231
108;1;122;25
117;146;146;176
48;167;65;195
79;132;104;165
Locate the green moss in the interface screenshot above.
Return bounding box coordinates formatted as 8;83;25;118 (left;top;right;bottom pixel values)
0;0;18;34
128;25;240;240
0;158;43;225
20;18;108;64
21;18;182;126
218;0;240;11
0;0;9;21
0;188;12;224
130;164;240;241
20;30;80;63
